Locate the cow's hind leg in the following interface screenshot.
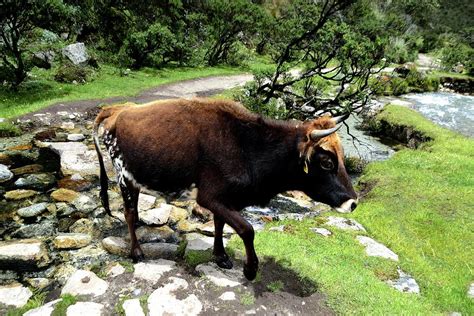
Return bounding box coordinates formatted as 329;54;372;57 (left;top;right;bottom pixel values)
119;180;144;262
213;215;233;269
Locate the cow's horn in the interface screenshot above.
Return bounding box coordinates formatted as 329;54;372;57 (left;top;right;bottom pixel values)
310;125;341;140
332;113;350;124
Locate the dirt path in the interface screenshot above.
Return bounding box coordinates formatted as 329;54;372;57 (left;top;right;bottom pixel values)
18;74;253;126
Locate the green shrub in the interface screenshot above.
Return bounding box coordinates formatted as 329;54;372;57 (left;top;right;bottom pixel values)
54;63;92;84
439;35;474;74
0;122;22;137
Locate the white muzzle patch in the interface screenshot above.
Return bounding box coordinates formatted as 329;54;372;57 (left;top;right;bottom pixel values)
335;199;357;213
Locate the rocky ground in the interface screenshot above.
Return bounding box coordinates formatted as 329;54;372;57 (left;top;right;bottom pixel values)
0;75;428;315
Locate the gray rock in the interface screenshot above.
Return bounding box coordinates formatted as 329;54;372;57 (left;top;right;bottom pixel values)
72;195;97;213
24;299;62;316
17;202;48;217
12;221;56;238
61;122;75;130
14;173;56;191
219;291;236;301
269;225;285;232
468;282;474;299
53;233;92;249
0;283;33;308
56;202;75;216
148;277;202;316
62;43;89;65
142;243;178;260
356;236;399;261
105;263;125;278
25;277;52;290
0;164;13;183
61;270;108;297
67;134;85;141
140;204;172;225
66;302;104;316
69;218;94;235
0;239;50;270
387;269;420;294
196;263;243;287
326;216;366;232
0;270;18;284
184;233;214;254
133;259;176;283
135;225;177;243
310;227;332;237
101;236;128;257
197;221;234;236
138;193;157;211
123;298;145;316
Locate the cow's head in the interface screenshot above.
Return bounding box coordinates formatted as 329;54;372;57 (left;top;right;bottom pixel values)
298;114;358;213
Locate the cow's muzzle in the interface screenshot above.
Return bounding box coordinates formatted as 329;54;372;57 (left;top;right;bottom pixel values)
335;199;358;213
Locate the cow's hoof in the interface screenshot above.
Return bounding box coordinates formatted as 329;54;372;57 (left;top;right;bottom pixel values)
215;255;233;269
131;248;145;263
243;264;258;281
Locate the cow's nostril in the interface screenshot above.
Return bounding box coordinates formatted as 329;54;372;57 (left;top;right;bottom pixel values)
350;201;358;211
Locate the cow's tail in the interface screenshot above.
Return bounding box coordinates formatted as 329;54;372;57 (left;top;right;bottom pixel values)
93;107;118;218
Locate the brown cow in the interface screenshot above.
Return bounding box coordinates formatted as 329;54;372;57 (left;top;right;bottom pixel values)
93;98;357;280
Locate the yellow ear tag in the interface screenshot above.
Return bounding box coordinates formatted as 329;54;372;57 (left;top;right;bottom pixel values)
304;161;309;174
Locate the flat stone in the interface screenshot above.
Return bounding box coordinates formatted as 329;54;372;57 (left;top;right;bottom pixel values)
105;263;125;277
11;164;44;175
51;188;79;203
43;142;111;177
0;282;33;308
219;291;236;301
67;133;85;141
12;221;56;238
197;220;234;236
101;236;128;256
123;298;145;316
24;299;62;316
356;236;399;261
195;263;243;287
326;216;366;232
135;225;176;243
53;233;92;249
142;243;178;260
138;193;157;211
14;173;56;191
25;277;52;290
133;259;176;283
5;189;38;200
66;302;104;316
61;122;75;130
169;206;189;224
69;218;94;235
17;202;48;217
0;239;50;270
387;269;420;294
185;233;214;254
177;219;198;233
310;227;332;237
140;204;172;225
468;282;474;299
148;277;202;316
61;270;108;297
0;164;13;183
71;194;96;213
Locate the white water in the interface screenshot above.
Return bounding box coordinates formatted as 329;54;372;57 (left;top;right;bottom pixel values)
402;92;474;137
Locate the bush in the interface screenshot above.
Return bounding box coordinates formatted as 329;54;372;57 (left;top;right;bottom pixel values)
385;37;416;64
438;34;474;74
54;63;93;83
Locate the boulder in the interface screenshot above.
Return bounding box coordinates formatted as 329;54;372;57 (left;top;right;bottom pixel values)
0;164;13;183
123;299;145;316
101;236;129;257
135;225;176;243
184;233;214;254
12;221;56;238
66;302;104;316
138;193;157;211
0;283;33;308
69;218;94;235
141;243;178;260
23;299;61;316
169;206;188;224
53;233;92;249
0;239;50;270
16;202;48;218
62;43;90;66
61;270;108;297
32;50;56;69
71;194;97;213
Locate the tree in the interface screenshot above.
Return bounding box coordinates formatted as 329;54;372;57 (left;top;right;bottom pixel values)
241;0;391;119
0;0;73;88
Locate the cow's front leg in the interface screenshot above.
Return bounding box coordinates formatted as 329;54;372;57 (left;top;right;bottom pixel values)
120;180;144;262
213;215;233;269
198;198;258;280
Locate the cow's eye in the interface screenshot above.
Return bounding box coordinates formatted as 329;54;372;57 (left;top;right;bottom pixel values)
320;157;334;171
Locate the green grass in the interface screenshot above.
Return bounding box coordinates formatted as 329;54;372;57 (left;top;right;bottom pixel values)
184;249;213;268
239;292;256;306
0;122;21;137
0;65;243;119
51;294;77;316
266;280;284;292
353;105;474;315
228;105;473;315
